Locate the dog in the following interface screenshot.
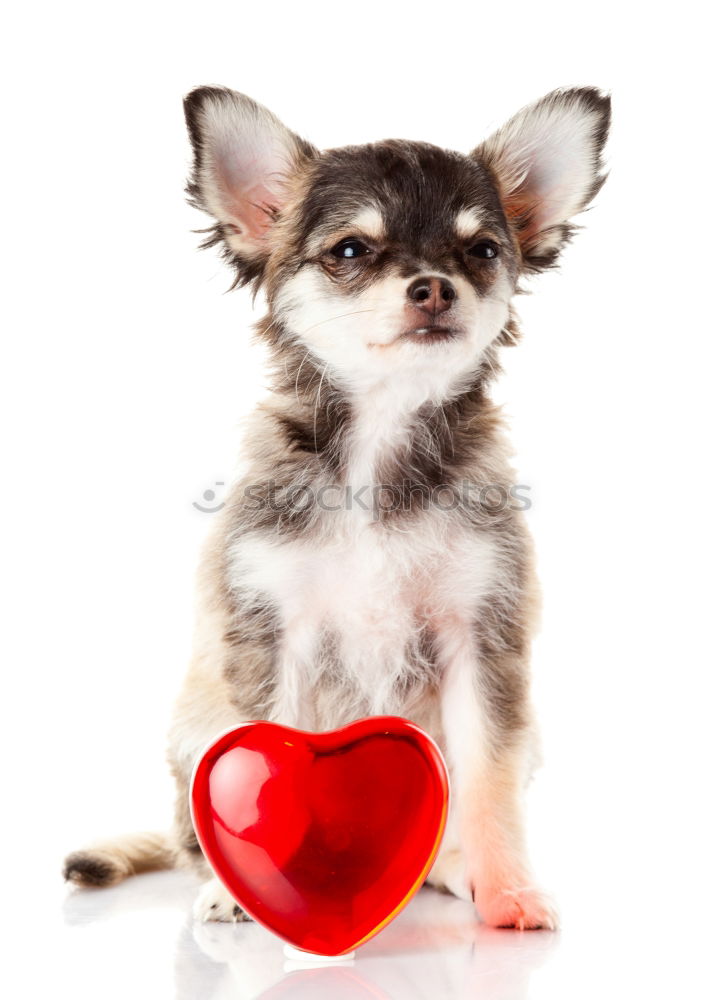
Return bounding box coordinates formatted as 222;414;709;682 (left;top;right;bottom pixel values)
64;85;610;930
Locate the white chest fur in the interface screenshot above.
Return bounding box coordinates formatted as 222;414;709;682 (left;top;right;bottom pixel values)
228;509;501;720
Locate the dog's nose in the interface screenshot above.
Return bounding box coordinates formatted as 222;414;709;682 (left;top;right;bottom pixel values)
407;276;456;315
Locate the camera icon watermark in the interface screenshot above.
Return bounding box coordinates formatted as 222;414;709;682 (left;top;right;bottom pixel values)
192;481;226;513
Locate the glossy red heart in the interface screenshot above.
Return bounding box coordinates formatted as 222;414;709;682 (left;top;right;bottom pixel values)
190;717;449;956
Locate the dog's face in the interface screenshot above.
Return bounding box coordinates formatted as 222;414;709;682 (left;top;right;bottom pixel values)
184;87;609;398
268;143;517;396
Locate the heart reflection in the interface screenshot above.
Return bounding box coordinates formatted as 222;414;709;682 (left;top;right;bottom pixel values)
256;967;389;1000
178;919;389;1000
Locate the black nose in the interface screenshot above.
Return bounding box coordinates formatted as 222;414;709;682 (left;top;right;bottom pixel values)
406;276;456;315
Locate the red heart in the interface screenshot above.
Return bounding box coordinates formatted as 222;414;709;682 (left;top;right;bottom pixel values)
190;717;449;956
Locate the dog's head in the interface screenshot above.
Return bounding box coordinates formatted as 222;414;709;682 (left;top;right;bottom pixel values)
184;87;610;398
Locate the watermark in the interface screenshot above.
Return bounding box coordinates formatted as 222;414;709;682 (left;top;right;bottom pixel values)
193;479;531;517
192;481;226;513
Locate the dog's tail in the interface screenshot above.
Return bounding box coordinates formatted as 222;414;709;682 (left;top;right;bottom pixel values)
63;832;176;888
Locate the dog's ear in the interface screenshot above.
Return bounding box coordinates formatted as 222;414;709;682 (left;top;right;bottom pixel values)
184;87;316;286
473;88;611;272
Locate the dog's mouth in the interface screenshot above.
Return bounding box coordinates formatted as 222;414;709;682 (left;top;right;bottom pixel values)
399;325;461;345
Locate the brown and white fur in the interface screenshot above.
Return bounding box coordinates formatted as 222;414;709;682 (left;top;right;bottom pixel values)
64;86;610;931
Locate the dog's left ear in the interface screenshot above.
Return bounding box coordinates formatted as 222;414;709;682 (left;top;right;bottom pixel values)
184;87;317;286
473;87;611;272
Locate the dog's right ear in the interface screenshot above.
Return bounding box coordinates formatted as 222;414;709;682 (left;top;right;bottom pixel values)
184;87;316;286
473;88;610;273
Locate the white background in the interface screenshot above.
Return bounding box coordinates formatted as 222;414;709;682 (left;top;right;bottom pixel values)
2;2;723;997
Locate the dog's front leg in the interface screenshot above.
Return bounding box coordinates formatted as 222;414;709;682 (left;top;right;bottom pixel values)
266;618;317;730
436;622;558;930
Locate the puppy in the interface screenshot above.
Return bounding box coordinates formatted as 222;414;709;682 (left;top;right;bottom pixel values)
64;86;610;930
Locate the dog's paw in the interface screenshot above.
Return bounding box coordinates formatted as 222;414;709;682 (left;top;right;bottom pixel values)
193;878;251;923
474;884;558;930
427;848;472;902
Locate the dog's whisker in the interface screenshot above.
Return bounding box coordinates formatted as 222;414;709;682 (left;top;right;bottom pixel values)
299;309;376;337
312;362;331;453
293;349;314;405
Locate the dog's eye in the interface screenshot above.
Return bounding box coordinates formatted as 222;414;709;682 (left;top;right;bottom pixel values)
467;241;498;260
330;238;372;259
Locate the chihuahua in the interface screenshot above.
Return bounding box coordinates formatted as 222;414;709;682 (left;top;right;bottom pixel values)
64;86;610;930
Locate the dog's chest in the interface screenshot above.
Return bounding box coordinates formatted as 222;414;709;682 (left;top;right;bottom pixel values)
230;515;499;702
